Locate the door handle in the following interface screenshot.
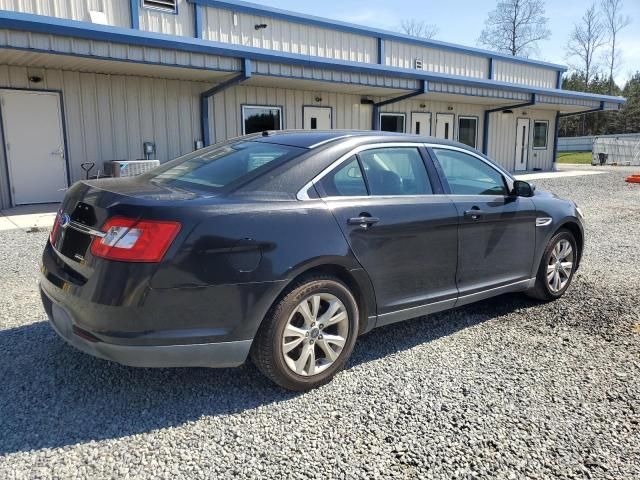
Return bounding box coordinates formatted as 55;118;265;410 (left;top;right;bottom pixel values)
464;209;486;220
348;216;380;227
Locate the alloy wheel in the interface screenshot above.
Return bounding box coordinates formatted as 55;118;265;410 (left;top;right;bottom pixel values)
282;293;349;376
547;239;574;293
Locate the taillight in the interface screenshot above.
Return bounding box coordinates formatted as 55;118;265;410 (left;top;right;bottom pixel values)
90;217;181;263
50;211;62;244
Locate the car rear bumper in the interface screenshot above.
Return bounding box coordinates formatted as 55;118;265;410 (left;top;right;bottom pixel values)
41;284;253;368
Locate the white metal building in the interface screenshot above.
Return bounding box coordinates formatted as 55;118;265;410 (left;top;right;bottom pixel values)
0;0;625;207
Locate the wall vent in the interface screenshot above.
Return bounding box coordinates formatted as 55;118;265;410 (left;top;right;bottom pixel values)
415;59;424;70
142;0;177;13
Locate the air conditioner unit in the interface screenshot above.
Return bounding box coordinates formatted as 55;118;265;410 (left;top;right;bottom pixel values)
415;59;424;70
105;160;160;178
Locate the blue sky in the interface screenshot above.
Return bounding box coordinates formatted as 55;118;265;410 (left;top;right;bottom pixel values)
257;0;640;86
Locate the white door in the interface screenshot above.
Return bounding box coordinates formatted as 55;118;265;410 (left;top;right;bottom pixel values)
411;112;432;136
303;106;332;130
1;90;67;205
515;118;530;171
435;113;454;140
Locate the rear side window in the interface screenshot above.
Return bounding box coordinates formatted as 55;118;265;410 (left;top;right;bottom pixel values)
318;156;367;197
359;147;432;196
146;141;304;193
431;148;507;196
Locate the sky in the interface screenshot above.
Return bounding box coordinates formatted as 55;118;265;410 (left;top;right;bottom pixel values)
256;0;640;86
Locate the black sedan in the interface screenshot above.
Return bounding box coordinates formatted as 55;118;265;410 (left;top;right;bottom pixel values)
41;131;584;390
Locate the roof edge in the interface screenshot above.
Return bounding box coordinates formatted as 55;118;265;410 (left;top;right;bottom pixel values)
0;11;624;105
188;0;568;72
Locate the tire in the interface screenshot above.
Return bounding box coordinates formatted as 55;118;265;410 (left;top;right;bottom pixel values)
527;229;578;301
251;276;359;391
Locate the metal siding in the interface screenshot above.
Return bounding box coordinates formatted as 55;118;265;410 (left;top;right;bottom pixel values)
139;0;195;37
385;40;489;79
210;84;373;142
201;6;376;63
0;65;208;207
487;108;556;171
0;30;243;72
0;0;131;27
493;60;557;89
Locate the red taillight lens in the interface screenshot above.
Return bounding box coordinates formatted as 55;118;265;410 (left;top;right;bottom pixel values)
50;211;62;244
90;217;181;263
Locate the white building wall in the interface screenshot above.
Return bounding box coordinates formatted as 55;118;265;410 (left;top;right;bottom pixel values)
201;6;377;63
209;84;373;143
487;108;556;171
384;41;489;79
493;60;557;89
0;0;131;27
0;64;208;206
139;0;194;37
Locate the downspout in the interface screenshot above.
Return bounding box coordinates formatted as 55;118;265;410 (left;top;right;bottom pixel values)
482;94;536;156
129;0;139;29
372;80;428;130
200;58;252;146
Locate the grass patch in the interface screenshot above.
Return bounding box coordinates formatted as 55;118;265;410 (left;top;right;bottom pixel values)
557;151;593;164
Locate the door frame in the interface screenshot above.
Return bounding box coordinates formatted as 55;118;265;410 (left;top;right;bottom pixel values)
410;111;432;136
514;117;531;171
0;87;71;207
435;112;455;140
302;105;333;129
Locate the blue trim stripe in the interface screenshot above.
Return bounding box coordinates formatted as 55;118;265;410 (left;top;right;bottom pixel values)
194;3;203;39
377;38;384;65
0;11;625;105
188;0;567;72
129;0;139;30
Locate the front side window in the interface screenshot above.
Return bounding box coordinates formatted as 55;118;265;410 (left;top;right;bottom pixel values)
458;117;478;148
380;114;406;133
533;120;549;149
145;141;303;193
432;148;507;196
318;156;368;197
242;106;282;135
359;147;432;196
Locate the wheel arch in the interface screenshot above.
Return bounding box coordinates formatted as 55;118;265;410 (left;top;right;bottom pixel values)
264;260;377;336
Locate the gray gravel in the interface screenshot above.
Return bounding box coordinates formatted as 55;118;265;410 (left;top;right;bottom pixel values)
1;165;639;479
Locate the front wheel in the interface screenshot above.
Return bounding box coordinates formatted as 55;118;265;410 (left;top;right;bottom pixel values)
527;229;578;301
251;277;359;391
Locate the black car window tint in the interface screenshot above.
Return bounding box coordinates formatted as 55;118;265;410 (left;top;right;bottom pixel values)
318;156;368;197
358;148;433;196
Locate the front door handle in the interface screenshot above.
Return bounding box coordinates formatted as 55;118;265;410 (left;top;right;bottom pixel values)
464;209;486;220
348;216;380;227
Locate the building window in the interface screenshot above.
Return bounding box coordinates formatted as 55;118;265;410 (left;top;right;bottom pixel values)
457;116;478;148
380;113;405;133
533;120;549;149
142;0;177;14
242;106;283;135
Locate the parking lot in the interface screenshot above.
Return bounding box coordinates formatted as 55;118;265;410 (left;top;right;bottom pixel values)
0;165;638;479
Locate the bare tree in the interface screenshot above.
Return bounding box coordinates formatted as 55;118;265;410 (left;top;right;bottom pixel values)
398;19;439;39
566;3;607;88
601;0;632;94
477;0;551;57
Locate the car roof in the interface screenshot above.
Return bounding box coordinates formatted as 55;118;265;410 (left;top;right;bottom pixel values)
251;130;466;150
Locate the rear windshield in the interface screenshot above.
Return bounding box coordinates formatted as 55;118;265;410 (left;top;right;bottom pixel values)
144;141;305;193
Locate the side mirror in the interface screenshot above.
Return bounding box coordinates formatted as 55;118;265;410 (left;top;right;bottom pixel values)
513;180;535;197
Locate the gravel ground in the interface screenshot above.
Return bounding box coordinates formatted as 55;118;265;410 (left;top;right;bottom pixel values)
0;166;639;479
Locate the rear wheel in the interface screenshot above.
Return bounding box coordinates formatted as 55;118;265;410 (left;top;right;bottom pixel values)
251;277;359;391
527;229;578;301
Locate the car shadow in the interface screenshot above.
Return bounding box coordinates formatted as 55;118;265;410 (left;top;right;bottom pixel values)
0;293;540;455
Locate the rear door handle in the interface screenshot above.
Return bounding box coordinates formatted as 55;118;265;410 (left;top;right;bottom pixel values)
464;209;486;220
348;216;380;227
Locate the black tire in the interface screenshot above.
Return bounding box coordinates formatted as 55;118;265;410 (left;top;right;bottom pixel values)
251;276;359;391
527;229;578;301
